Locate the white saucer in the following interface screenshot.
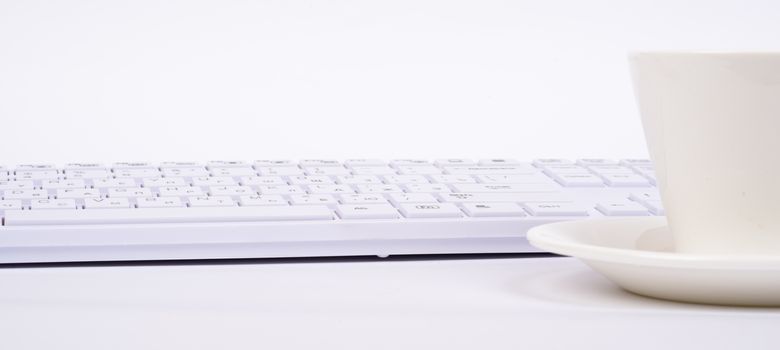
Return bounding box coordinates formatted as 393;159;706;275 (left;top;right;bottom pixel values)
527;217;780;306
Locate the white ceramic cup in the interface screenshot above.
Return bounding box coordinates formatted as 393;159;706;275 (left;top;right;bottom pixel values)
630;52;780;255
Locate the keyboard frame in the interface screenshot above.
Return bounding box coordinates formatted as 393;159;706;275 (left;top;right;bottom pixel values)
0;216;576;264
0;159;659;264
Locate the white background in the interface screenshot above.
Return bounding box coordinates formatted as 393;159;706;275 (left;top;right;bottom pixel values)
2;4;780;348
1;0;779;163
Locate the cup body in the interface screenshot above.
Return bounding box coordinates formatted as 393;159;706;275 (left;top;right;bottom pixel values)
630;52;780;255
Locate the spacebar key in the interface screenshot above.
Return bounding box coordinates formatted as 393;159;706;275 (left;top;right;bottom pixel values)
3;206;334;226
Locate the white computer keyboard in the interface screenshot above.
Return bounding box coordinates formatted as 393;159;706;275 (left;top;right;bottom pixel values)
0;158;661;264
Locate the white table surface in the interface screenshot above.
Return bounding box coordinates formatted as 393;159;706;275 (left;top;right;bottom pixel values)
1;256;778;350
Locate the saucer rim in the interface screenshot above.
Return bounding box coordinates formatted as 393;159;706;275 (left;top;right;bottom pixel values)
527;217;780;270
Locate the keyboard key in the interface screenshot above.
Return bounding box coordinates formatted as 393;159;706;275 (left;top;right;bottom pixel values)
388;193;438;205
619;159;653;167
403;183;451;193
390;159;431;167
84;198;132;209
113;168;161;178
257;185;305;195
257;166;304;176
112;162;157;169
303;167;351;176
208;186;256;196
438;192;570;203
306;184;355;195
207;161;247;168
15;164;57;172
434;159;476;166
628;191;661;204
451;184;559;193
163;168;210;177
632;165;655;173
300;159;342;167
192;176;238;187
399;202;462;218
143;177;187;188
350;166;397;175
476;174;550;184
94;178;139;188
596;201;649;216
552;173;604;187
30;199;78;210
532;159;574;167
587;165;635;175
355;184;404;194
643;200;665;215
336;175;382;185
136;197;184;208
0;180;35;190
63;164;106;172
576;159;619;166
444;166;535;175
56;189;100;199
4;206;334;225
188;196;236;207
336;204;399;220
523;203;589;217
253;160;295;167
288;176;335;185
239;176;287;186
15;170;59;180
601;174;651;187
239;195;288;206
4;189;49;200
344;159;386;166
0;199;23;212
383;175;430;184
41;179;88;190
633;167;656;181
157;186;205;197
628;192;665;215
428;175;477;184
159;162;202;168
209;167;257;177
107;187;154;198
461;202;526;218
290;194;338;206
338;194;389;205
478;159;523;166
65;169;111;179
541;165;590;175
396;166;442;175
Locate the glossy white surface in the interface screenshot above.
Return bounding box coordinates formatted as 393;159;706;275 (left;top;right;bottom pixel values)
0;257;778;350
528;218;780;306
